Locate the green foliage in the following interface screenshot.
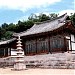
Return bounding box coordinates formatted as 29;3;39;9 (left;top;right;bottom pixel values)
0;27;1;40
15;20;34;32
7;23;16;31
38;13;50;22
3;31;14;40
0;28;6;40
49;13;58;19
1;23;8;29
28;13;53;22
70;13;75;25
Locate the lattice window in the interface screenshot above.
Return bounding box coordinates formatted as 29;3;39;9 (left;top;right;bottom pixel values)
37;37;49;53
50;35;64;52
25;40;36;54
0;48;4;56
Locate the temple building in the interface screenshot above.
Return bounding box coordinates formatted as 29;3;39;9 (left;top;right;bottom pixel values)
0;13;75;57
0;38;16;57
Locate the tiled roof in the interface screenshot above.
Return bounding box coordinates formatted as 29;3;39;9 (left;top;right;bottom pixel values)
13;13;68;37
0;38;16;45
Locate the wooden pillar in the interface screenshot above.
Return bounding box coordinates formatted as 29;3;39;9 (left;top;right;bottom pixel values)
4;48;5;57
36;38;37;54
70;34;72;52
9;48;11;56
8;48;11;56
8;43;11;56
24;42;26;55
10;48;11;56
64;37;66;52
48;35;52;54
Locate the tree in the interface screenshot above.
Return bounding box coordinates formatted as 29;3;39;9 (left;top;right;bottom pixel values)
1;23;8;29
4;31;14;39
0;27;1;40
70;13;75;25
28;13;58;22
16;20;26;32
28;13;39;22
49;13;58;19
15;20;33;32
7;23;16;31
0;28;6;40
38;13;50;22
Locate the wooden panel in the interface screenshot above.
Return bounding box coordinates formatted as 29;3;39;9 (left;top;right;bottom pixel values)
25;37;49;55
25;39;36;55
37;37;49;54
50;35;65;53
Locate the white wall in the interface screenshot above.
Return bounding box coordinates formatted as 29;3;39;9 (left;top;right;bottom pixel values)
71;34;75;41
11;48;24;56
11;49;17;55
71;34;75;53
66;34;75;52
72;43;75;50
65;36;71;50
68;40;71;50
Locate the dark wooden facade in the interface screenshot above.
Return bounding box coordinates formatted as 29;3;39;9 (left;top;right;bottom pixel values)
22;31;68;55
0;39;16;57
0;43;11;57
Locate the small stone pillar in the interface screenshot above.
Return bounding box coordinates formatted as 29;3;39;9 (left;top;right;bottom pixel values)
14;36;26;70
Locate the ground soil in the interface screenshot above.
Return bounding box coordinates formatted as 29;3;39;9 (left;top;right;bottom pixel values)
0;68;75;75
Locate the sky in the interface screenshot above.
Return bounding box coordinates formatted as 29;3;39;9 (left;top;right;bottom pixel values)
0;0;75;25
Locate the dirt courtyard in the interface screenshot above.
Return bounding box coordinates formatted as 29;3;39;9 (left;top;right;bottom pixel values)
0;68;75;75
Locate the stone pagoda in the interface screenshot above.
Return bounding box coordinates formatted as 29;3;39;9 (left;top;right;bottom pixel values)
14;36;26;70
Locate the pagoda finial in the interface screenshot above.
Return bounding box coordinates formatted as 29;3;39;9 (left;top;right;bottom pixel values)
18;35;20;40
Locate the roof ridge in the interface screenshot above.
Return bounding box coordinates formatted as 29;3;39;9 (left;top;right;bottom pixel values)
34;13;68;25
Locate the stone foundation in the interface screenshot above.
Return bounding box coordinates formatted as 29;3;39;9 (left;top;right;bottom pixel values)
24;52;75;69
1;52;75;69
14;62;26;70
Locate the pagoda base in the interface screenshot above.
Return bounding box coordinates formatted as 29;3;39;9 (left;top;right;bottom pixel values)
14;62;26;71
